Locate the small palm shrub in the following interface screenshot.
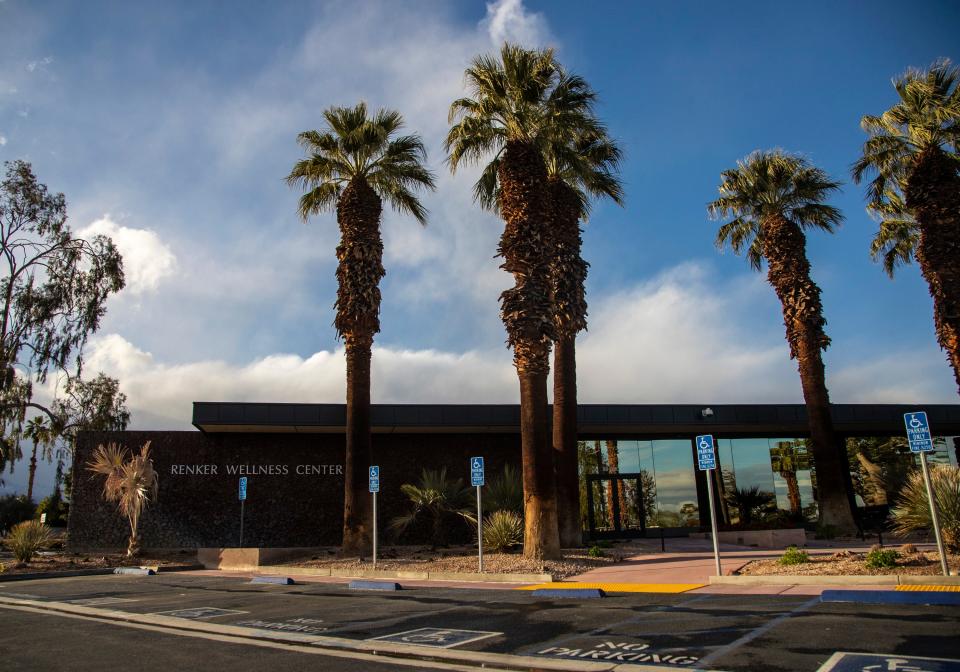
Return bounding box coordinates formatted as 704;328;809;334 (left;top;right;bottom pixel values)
865;547;899;569
778;546;809;565
482;510;522;552
725;487;776;525
484;464;523;515
890;464;960;551
390;468;474;547
86;442;159;557
4;519;54;563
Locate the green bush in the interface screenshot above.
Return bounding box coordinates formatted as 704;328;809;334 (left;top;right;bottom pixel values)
588;545;605;558
484;465;523;515
389;468;474;547
3;519;54;563
891;464;960;552
778;546;809;565
864;547;899;569
0;495;36;535
36;491;69;527
482;510;523;552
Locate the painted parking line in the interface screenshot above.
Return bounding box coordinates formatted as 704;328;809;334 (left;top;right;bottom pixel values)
150;607;249;620
896;584;960;592
69;597;139;606
821;590;960;606
369;627;502;649
818;651;960;671
517;582;704;593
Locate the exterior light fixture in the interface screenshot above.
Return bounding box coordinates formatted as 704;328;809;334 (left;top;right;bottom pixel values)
701;407;714;418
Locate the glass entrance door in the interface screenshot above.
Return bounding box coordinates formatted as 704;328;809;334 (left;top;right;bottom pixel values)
585;472;647;539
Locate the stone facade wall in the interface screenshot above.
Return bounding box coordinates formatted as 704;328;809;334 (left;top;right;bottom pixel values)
68;430;520;550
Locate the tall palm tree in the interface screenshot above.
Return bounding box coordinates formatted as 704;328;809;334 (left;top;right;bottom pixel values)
86;441;158;557
473;105;623;548
447;44;595;559
23;416;54;502
287;103;436;555
708;150;858;534
852;59;960;393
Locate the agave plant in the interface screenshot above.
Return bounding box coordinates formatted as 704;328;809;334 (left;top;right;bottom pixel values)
389;468;474;548
482;510;523;553
891;464;960;552
86;441;159;557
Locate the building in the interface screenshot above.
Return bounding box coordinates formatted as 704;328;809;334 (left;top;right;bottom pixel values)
67;402;960;549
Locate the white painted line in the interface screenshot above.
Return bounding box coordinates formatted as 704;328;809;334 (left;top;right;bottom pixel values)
698;596;819;667
69;597;139;606
150;607;249;620
369;627;502;649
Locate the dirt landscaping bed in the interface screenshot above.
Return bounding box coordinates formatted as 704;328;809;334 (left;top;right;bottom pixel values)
283;544;630;580
0;550;199;576
738;546;960;576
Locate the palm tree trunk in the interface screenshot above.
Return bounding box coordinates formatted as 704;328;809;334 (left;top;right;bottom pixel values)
27;444;37;501
906;147;960;393
498;141;560;560
550;178;589;549
763;214;858;534
781;471;802;514
553;336;581;547
335;177;383;557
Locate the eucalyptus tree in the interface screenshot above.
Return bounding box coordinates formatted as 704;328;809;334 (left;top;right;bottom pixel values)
852;59;960;393
287;103;436;555
0;160;124;474
446;44;598;559
708;151;858;534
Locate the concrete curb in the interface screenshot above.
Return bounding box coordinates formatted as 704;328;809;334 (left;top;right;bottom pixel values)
0;596;702;672
0;564;205;583
711;574;960;586
257;565;552;584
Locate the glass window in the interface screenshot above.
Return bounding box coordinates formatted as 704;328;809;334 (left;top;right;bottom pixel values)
650;439;698;527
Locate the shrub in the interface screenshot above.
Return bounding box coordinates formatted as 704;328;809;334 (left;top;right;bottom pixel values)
724;487;776;525
482;510;522;552
390;468;473;547
36;491;69;527
865;547;899;569
778;546;809;565
484;465;523;515
890;464;960;552
588;545;605;558
3;520;54;563
0;495;36;536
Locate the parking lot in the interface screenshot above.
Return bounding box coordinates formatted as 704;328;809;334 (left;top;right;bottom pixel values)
1;573;959;671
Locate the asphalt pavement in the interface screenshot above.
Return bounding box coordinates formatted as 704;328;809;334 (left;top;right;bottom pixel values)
0;573;958;671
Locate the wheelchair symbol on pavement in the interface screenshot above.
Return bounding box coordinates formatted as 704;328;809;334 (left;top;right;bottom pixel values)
370;627;501;649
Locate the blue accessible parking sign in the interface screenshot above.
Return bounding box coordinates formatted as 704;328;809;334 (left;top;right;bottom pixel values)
238;477;247;501
904;411;934;453
470;457;485;487
369;466;380;493
695;435;716;471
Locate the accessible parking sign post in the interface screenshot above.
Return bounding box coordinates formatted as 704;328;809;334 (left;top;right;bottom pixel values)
471;457;485;572
696;435;722;576
369;466;380;569
238;477;247;548
904;411;949;576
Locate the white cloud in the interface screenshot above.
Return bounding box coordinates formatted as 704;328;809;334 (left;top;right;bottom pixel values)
0;134;6;146
482;0;552;47
80;264;958;431
79;216;177;295
25;55;52;73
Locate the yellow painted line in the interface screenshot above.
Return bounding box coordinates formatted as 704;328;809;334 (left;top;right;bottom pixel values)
895;584;960;592
516;582;703;593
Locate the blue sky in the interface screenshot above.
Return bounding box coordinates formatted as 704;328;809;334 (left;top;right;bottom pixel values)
1;0;958;496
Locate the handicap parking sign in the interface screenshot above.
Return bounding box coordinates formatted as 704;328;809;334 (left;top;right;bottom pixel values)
369;465;380;493
695;435;716;471
470;456;485;487
904;411;934;453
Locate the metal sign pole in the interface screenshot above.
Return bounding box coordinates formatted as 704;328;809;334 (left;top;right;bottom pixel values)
919;452;949;576
239;499;245;549
477;485;483;573
707;469;722;576
373;490;378;569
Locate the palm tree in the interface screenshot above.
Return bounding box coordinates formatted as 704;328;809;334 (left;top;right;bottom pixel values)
389;467;474;548
86;441;158;557
708;150;858;534
287;103;436;556
446;45;596;559
852;59;960;393
23;416;54;502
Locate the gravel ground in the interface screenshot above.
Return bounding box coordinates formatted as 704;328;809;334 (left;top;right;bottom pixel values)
739;547;960;576
285;544;630;579
0;550;198;575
